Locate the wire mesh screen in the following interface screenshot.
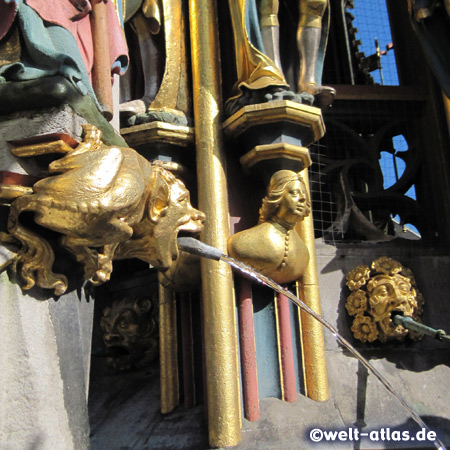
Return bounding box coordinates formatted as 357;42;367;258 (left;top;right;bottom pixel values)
306;0;435;243
310;96;425;243
351;0;399;86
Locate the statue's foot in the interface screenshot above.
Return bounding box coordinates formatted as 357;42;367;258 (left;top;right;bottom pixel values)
125;106;190;127
300;83;336;108
119;98;151;117
225;87;313;117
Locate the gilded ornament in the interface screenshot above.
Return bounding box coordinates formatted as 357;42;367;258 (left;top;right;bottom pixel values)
345;264;370;291
228;170;310;284
4;124;205;295
101;295;159;371
345;290;367;316
351;315;378;343
345;257;424;343
371;256;403;275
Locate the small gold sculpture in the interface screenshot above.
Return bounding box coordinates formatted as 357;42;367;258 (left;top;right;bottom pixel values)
100;295;159;371
228;170;310;284
345;257;424;343
4;124;205;295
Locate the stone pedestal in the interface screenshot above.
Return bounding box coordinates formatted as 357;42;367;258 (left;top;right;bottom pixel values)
0;271;93;450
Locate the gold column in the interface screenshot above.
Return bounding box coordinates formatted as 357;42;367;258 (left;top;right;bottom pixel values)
189;0;241;447
159;284;179;414
296;169;329;401
443;93;450;137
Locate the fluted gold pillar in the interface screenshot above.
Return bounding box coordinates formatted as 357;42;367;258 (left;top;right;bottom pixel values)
159;284;179;414
189;0;241;447
443;93;450;137
296;169;329;401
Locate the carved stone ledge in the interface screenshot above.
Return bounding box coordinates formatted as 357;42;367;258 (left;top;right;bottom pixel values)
223;100;325;146
222;101;324;182
240;143;312;174
121;121;195;149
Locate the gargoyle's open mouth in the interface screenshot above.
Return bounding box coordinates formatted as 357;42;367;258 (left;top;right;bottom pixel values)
104;344;145;370
105;345;129;356
169;215;205;265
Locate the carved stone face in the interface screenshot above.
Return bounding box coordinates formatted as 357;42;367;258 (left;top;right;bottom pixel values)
367;274;415;338
345;257;423;343
368;275;414;317
124;175;206;271
276;179;308;222
152;178;205;270
100;297;158;371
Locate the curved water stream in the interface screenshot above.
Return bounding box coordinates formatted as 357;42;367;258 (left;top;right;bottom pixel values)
177;237;446;450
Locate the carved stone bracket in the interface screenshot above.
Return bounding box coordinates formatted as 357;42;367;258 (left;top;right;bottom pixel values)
223;100;324;181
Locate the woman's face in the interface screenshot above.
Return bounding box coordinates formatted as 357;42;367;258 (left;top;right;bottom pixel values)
276;180;308;222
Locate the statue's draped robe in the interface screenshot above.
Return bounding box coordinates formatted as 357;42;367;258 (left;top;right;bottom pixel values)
0;0;128;107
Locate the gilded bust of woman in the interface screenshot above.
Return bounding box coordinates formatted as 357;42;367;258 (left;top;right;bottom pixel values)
228;170;310;284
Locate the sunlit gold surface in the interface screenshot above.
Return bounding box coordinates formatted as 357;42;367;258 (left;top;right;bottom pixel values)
0;185;33;202
228;171;311;284
443;93;450;138
6;125;205;295
11;140;74;157
149;0;190;115
121;121;194;147
259;0;279;27
298;0;327;29
240;143;312;173
295;168;329;401
345;257;424;343
159;284;179;413
273;292;284;398
227;0;287;98
223;100;325;144
189;0;241;446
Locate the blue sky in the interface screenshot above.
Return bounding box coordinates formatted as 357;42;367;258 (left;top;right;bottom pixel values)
352;0;399;86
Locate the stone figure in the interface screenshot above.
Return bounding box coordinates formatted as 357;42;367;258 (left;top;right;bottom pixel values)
408;0;450;98
295;0;335;105
0;0;128;111
345;257;424;343
101;296;159;371
258;0;334;104
226;0;334;113
226;0;291;114
119;0;191;126
6;124;205;295
228;170;310;284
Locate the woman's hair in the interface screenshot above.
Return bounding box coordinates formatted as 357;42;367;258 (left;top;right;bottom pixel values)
258;170;310;224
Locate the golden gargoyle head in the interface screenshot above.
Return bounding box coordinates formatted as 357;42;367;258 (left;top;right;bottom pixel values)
345;257;424;343
5;125;205;295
